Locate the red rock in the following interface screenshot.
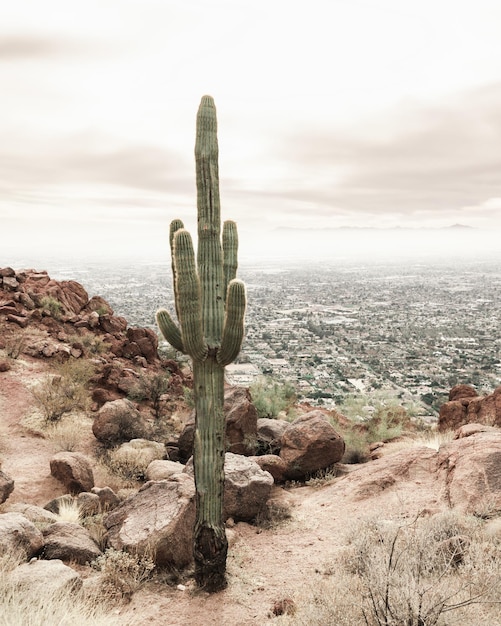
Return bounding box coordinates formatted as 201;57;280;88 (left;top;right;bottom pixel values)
449;384;478;401
280;410;345;479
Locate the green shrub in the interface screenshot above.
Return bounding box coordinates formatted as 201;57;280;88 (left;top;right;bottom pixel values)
128;371;171;419
31;358;94;422
39;296;64;320
250;376;297;419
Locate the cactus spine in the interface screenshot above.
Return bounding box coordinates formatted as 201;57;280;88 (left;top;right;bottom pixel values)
156;95;246;591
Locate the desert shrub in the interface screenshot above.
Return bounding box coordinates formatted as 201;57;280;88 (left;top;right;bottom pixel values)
39;295;64;320
100;445;152;483
128;371;171;419
0;550;120;626
342;512;501;626
55;498;82;524
31;359;94;422
93;548;155;601
3;331;28;359
70;332;110;356
250;376;297;419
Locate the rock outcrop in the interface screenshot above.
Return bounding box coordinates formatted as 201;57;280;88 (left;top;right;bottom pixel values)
439;385;501;431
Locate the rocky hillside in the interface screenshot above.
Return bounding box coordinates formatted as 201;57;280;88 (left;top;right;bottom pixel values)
1;266;501;625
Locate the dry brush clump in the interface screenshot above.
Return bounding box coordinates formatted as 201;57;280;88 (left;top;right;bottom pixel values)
275;510;501;626
30;358;95;422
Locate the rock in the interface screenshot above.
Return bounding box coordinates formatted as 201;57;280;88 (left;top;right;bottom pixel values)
76;492;101;516
0;512;44;558
454;423;498;439
113;439;166;469
222;454;274;520
10;559;82;594
42;522;102;564
99;314;127;335
257;418;290;454
91;486;121;511
224;386;258;455
0;469;14;503
178;386;259;461
125;327;159;363
43;494;76;515
0;360;12;372
449;384;478;401
86;295;113;316
279;410;345;479
92;399;149;447
184;452;274;521
50;452;95;494
250;454;288;483
145;459;185;481
439;386;501;431
437;430;501;514
3;276;19;290
8;503;59;525
105;474;196;569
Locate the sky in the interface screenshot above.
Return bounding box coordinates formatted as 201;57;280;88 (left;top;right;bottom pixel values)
1;0;501;264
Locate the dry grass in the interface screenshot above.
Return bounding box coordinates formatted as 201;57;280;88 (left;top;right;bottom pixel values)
0;551;121;626
92;548;155;603
275;510;501;626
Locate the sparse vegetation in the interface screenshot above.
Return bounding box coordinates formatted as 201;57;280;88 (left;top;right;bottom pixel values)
0;551;120;626
30;358;94;422
276;511;501;626
128;371;171;419
250;376;297;419
39;295;64;320
93;548;155;602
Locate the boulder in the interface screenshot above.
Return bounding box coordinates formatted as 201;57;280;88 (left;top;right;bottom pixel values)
250;454;288;483
125;327;159;363
105;474;196;569
449;384;478;401
92;399;149;447
76;492;101;516
0;469;14;503
184;452;274;521
145;459;185;481
42;522;102;564
178;386;259;461
0;512;44;558
257;418;290;454
50;452;95;494
113;439;166;469
224;386;258;455
279;410;345;479
437;430;501;514
10;559;82;594
454;423;498;439
8;503;58;525
222;453;274;521
91;486;121;511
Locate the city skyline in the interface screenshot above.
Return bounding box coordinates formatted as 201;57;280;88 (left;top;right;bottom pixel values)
1;0;501;262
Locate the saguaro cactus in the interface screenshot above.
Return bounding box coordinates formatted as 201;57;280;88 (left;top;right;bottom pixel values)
156;95;246;591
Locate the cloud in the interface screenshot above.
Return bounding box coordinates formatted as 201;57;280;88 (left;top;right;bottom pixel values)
0;135;193;208
269;82;501;224
0;36;81;60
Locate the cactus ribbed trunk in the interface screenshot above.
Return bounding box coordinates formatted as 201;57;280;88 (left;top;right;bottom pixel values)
156;95;246;591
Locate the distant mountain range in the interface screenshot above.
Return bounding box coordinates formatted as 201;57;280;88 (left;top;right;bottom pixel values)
276;224;475;233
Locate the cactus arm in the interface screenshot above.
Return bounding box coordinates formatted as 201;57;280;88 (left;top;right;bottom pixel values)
156;308;185;353
170;219;184;320
222;220;238;296
173;229;208;361
217;279;246;367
